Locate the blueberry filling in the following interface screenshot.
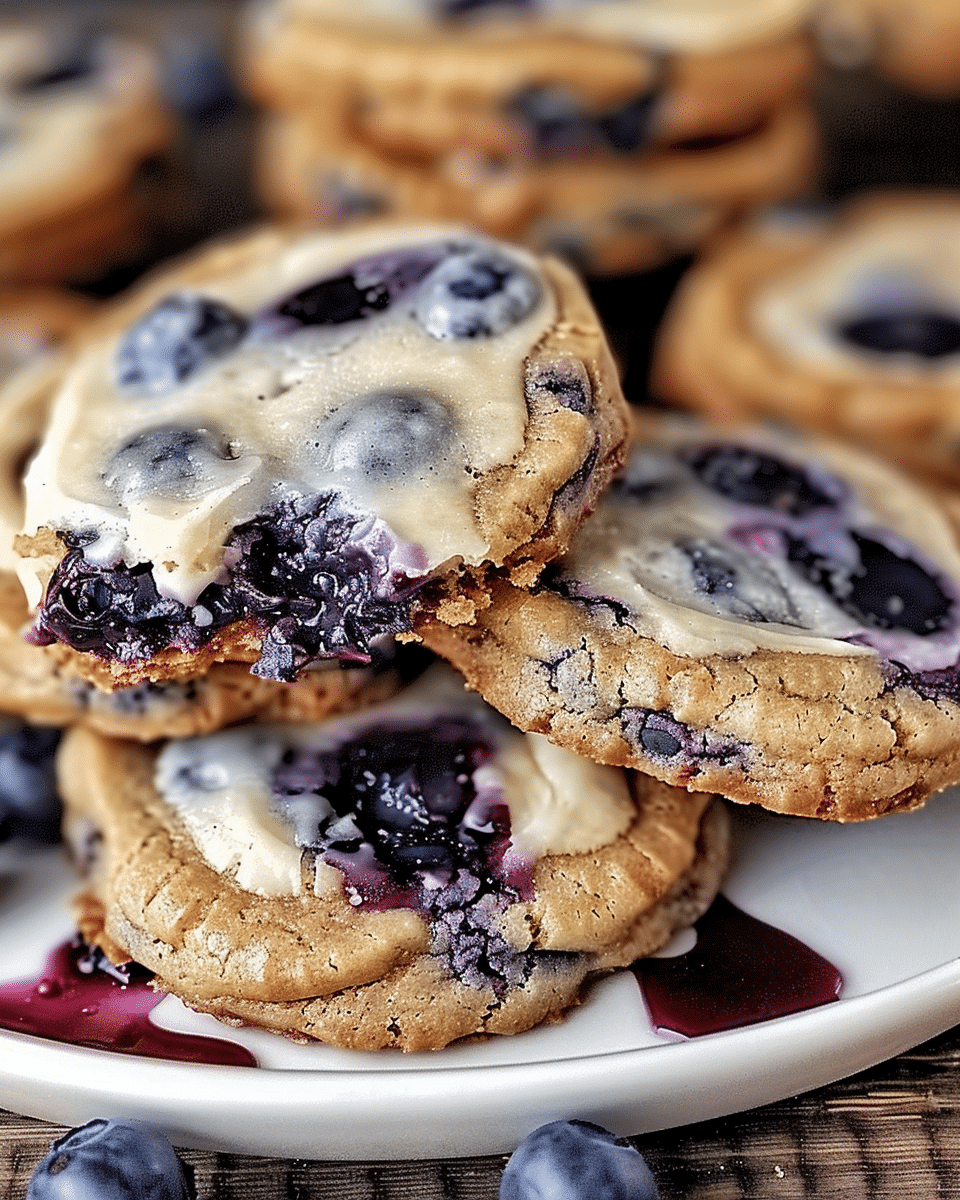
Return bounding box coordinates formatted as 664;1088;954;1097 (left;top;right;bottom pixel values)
252;244;449;337
414;247;541;340
525;360;593;415
0;725;62;845
113;295;248;397
683;446;841;515
272;721;552;992
787;533;953;635
836;311;960;359
30;492;429;682
103;426;235;502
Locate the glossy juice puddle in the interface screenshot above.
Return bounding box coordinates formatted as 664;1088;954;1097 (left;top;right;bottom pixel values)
634;895;843;1037
0;937;255;1066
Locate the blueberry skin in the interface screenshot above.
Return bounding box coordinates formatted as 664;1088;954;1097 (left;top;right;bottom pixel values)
27;1119;189;1200
323;390;454;479
104;425;235;501
500;1121;660;1200
415;248;542;340
114;294;248;397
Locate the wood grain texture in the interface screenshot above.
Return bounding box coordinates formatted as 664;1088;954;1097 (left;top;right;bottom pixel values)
4;1025;960;1199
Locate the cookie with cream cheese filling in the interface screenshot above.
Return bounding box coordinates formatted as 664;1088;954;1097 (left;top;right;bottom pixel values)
13;222;628;688
59;663;729;1052
654;192;960;490
419;412;960;820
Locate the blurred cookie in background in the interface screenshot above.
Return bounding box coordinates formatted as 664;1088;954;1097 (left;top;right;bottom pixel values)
652;192;960;487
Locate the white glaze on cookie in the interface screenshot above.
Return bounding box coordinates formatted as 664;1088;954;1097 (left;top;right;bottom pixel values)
155;666;636;897
21;225;557;608
560;419;960;672
751;206;960;384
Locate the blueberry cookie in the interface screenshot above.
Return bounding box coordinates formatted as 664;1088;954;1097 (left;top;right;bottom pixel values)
244;0;814;163
59;665;729;1052
14;223;628;688
420;413;960;820
654;193;960;489
258;102;818;276
0;24;173;283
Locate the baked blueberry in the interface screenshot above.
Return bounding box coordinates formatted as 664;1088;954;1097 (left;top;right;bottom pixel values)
500;1120;660;1200
837;310;960;358
26;1119;189;1200
415;247;541;340
683;445;841;515
0;723;61;844
322;390;455;479
510;86;594;155
103;426;236;502
113;294;247;397
679;536;801;625
253;245;447;337
598;92;658;154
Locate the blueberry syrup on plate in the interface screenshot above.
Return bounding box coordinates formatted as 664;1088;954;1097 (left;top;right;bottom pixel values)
0;938;255;1065
634;895;842;1037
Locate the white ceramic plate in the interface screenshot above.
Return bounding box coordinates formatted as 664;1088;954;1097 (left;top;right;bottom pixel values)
2;793;960;1161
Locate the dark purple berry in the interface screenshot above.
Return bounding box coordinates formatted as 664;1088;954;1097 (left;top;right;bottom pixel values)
683;445;841;515
415;247;541;340
438;0;533;16
837;310;960;358
788;532;953;635
26;1119;189;1200
103;426;235;501
510;86;595;155
253;244;448;336
500;1120;660;1200
597;91;657;153
321;390;454;479
0;724;61;845
113;294;247;397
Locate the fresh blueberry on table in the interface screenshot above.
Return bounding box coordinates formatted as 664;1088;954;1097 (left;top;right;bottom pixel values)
26;1119;189;1200
114;293;248;396
500;1120;661;1200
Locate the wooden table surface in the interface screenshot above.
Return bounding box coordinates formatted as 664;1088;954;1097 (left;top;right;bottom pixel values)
3;1021;960;1199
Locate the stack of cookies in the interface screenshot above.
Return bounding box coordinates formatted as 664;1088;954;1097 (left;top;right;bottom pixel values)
0;22;176;287
243;0;821;276
8;217;960;1052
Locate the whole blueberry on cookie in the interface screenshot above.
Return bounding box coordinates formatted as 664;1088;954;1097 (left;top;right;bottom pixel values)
27;1120;188;1200
18;225;627;688
501;1121;660;1200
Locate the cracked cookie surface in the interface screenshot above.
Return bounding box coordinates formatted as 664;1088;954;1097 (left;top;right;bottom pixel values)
14;222;627;688
59;663;728;1051
419;413;960;820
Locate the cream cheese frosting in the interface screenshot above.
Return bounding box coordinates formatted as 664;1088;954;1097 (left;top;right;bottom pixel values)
20;225;557;608
154;666;636;897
